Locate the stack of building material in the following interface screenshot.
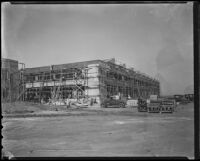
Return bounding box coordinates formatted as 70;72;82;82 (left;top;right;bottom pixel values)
127;99;138;107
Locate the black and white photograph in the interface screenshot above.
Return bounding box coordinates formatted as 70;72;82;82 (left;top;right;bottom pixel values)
2;2;195;159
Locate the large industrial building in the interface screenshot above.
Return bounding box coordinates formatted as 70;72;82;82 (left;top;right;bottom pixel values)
23;58;160;104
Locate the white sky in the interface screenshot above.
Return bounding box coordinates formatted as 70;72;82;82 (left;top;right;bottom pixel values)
2;3;193;95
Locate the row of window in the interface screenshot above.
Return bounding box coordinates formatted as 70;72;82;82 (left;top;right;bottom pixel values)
99;74;159;88
106;84;159;97
99;65;159;87
24;72;84;82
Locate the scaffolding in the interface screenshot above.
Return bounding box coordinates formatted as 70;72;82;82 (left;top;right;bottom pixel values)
23;66;90;104
72;67;89;100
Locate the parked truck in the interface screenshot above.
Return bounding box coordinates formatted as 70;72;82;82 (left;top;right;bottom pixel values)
160;99;176;113
184;94;194;102
147;99;161;113
174;94;190;105
147;95;176;113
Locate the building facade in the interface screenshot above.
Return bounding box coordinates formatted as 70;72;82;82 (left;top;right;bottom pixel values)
23;59;160;104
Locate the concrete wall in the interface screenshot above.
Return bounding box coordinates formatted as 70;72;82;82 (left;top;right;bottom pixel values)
86;64;100;104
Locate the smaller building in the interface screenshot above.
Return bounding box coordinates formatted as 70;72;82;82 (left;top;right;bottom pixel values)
1;58;22;102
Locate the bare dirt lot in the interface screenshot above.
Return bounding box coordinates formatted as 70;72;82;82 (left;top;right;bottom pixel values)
2;103;194;158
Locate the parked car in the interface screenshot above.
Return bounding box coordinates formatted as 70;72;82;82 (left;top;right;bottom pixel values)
101;96;126;108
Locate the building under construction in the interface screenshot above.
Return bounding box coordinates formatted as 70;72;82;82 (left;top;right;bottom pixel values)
22;58;160;104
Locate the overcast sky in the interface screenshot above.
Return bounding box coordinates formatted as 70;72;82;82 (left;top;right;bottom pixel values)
2;3;193;95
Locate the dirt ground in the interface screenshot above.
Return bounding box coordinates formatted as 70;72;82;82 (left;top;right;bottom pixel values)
2;103;194;158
